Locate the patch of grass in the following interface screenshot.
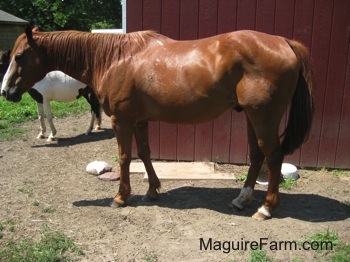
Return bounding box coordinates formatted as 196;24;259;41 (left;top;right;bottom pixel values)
113;155;119;163
305;229;339;252
0;223;4;239
43;207;56;213
32;200;40;207
1;220;15;233
250;249;272;262
303;229;350;261
0;120;27;141
332;242;350;262
326;186;341;194
237;173;248;182
18;188;33;197
0;93;90;141
279;178;296;190
145;251;158;262
0;224;84;262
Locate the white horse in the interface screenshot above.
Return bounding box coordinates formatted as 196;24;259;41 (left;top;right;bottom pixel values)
27;71;101;141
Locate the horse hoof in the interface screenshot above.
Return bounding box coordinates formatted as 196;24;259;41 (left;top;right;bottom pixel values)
252;211;271;221
229;199;244;211
142;194;158;202
228;202;244;211
110;200;126;208
36;134;45;139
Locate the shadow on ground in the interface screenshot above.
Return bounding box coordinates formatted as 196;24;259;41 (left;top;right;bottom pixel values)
31;128;115;148
73;187;350;222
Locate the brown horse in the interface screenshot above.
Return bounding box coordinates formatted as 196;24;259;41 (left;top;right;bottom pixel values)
1;25;314;220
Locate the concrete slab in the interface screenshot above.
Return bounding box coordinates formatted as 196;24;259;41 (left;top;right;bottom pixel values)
130;161;236;181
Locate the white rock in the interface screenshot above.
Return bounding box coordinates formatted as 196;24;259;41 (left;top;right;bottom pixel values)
86;161;112;175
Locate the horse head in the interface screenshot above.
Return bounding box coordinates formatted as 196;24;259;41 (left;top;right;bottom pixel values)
1;24;47;102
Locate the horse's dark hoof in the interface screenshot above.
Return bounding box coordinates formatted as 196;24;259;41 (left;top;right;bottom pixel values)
142;194;158;202
228;202;244;211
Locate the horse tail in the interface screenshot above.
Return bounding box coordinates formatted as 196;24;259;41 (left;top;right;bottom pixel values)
281;39;315;155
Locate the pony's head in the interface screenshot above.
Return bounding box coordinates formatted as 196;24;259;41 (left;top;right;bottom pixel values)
0;50;10;82
1;25;47;102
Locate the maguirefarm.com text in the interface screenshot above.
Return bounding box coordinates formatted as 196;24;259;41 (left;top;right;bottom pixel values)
199;237;334;253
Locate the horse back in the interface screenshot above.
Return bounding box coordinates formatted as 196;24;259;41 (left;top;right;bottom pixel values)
99;30;300;123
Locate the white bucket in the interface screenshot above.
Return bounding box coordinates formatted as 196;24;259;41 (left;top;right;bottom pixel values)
281;163;298;180
256;162;298;185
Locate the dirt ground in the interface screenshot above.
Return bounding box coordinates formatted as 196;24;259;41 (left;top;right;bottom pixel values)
0;112;349;261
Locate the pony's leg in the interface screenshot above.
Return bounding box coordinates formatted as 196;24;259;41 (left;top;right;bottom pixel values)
230;116;265;210
43;99;57;142
134;122;161;200
36;102;46;139
85;111;95;135
95;108;102;130
84;91;101;133
110;115;133;207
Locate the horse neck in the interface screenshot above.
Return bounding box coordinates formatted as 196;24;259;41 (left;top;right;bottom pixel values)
37;31;153;87
37;33;94;86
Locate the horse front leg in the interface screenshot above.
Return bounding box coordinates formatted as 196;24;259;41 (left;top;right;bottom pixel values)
230;116;265;210
134;122;161;201
110;115;133;207
43;99;57;142
36;102;46;139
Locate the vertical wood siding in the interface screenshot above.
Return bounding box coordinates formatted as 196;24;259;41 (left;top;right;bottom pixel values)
126;0;350;168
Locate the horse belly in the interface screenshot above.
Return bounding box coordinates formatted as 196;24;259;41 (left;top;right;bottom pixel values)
141;91;235;124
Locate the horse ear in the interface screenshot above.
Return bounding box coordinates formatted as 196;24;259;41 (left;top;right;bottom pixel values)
25;24;33;40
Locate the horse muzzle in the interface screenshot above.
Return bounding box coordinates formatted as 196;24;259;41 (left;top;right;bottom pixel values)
1;88;22;102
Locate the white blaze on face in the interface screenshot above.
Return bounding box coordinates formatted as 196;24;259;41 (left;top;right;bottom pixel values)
1;59;14;94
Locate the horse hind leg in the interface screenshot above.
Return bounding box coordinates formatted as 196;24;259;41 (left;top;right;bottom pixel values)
230;116;265;210
134;122;161;201
246;111;284;221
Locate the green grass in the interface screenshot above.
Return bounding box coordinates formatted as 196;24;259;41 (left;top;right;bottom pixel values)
279;177;297;190
43;207;56;214
237;173;248;182
305;229;339;252
304;229;350;261
145;251;158;262
0;93;90;141
249;250;272;262
0;224;84;262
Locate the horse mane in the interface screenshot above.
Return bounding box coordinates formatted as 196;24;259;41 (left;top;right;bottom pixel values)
31;30;158;84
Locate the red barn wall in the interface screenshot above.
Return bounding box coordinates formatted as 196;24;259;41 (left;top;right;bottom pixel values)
126;0;350;169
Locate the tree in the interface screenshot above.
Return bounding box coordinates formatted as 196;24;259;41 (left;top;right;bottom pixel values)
0;0;122;31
